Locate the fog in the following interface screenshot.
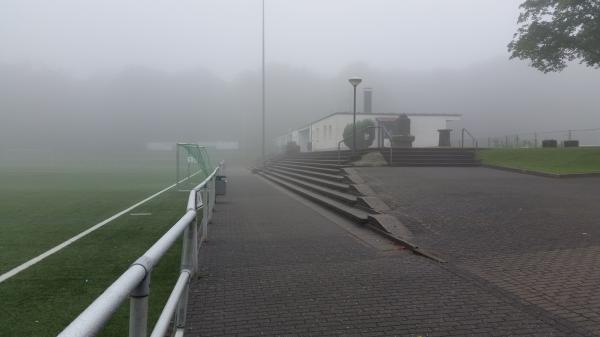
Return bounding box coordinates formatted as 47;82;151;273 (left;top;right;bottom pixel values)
1;0;599;157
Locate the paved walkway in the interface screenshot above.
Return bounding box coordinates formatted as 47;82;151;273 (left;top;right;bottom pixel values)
358;167;600;337
185;169;577;336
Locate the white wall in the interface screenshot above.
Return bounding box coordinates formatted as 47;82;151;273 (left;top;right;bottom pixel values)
311;114;384;151
410;115;460;147
276;113;461;152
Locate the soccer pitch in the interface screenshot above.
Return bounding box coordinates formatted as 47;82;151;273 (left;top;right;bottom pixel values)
0;150;205;337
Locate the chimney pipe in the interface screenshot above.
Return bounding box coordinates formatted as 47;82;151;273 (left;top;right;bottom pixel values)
364;88;373;113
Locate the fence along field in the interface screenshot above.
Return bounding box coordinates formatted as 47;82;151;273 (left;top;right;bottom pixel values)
0;146;214;337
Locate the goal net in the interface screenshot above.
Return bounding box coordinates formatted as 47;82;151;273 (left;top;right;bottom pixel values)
176;143;214;191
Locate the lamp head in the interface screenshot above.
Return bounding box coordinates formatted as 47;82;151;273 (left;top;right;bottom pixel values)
348;77;362;87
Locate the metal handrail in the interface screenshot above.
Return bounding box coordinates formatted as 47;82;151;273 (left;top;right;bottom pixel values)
337;139;346;165
461;128;478;149
58;164;222;337
368;125;394;165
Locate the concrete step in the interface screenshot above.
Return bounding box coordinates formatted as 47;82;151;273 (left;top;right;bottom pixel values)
268;162;343;175
385;158;478;163
277;160;351;169
386;147;477;152
392;161;481;167
282;159;352;166
286;150;356;158
287;154;354;160
265;170;359;205
257;170;369;223
267;167;352;192
268;165;347;182
382;154;476;159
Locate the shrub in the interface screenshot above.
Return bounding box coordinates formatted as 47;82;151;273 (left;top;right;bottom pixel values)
343;119;376;150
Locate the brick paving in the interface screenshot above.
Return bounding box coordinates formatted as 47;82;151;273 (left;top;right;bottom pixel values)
185;169;577;336
358;167;600;336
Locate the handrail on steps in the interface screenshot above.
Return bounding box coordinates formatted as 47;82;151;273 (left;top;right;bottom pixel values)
461;128;479;149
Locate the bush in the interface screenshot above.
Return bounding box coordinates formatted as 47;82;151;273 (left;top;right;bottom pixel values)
343;119;376;150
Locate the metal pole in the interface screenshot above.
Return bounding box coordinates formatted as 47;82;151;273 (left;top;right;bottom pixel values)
175;216;195;331
176;145;180;188
352;85;357;154
201;188;208;244
129;275;150;337
461;128;465;148
261;0;266;164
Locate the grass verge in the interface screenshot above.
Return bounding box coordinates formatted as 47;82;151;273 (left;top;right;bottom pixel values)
479;148;600;174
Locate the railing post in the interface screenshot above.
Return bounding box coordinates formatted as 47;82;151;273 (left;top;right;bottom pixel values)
209;177;215;222
129;274;150;337
174;209;196;335
461;128;465;148
201;187;209;244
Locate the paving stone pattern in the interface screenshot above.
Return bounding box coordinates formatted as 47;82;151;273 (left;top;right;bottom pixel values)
185;169;573;336
358;167;600;336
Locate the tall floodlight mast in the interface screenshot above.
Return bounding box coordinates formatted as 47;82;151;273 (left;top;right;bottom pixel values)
261;0;266;164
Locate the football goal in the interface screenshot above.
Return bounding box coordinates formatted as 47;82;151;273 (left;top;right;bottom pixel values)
176;143;214;191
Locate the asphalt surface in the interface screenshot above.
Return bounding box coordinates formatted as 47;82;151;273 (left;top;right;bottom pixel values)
357;166;600;336
185;168;579;336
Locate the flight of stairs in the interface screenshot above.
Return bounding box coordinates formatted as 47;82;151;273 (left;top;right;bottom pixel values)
254;150;425;256
380;148;481;166
257;150;368;222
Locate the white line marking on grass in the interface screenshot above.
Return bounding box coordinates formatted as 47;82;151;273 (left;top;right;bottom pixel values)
0;173;200;284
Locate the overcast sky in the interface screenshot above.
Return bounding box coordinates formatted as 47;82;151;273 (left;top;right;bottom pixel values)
0;0;523;78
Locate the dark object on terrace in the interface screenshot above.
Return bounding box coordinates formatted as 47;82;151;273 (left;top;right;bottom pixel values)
438;129;452;147
563;140;580;148
389;114;415;148
542;139;558;148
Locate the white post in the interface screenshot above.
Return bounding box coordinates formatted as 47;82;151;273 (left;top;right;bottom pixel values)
129;275;150;337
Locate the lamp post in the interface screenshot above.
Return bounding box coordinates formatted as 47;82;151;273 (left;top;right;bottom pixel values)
348;77;362;154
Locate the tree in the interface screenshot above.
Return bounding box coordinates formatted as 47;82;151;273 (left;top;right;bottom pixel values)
343;119;376;151
508;0;600;72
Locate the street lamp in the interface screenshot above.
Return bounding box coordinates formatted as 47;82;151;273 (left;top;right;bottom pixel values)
348;77;362;154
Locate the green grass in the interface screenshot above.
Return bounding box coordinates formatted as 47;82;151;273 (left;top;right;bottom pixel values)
0;151;209;336
479;147;600;174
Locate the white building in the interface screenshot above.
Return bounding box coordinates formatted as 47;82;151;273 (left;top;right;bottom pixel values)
274;112;461;152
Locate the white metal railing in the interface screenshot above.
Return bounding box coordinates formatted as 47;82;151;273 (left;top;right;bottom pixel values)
461;128;479;149
58;163;222;337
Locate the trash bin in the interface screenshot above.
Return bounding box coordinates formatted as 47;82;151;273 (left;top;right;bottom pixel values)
216;175;227;196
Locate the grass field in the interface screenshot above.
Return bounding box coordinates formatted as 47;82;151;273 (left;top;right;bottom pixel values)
0;150;208;337
479;147;600;174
